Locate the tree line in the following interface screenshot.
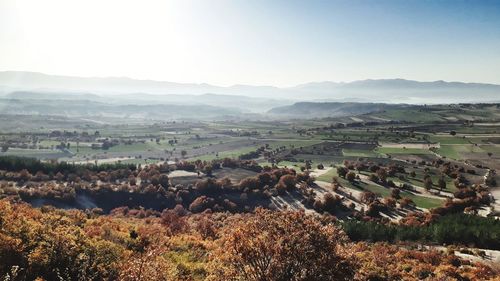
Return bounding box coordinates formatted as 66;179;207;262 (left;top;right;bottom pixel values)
342;213;500;250
0;155;136;174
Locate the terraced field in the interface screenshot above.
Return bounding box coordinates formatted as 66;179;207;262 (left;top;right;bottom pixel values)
315;167;444;209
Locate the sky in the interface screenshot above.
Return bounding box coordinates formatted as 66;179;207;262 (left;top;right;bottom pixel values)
1;0;500;87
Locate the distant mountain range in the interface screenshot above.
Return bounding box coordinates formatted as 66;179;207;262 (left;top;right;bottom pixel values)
1;71;499;121
1;71;500;107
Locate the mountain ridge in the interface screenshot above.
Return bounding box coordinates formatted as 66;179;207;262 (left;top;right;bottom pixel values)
2;70;499;90
1;71;500;103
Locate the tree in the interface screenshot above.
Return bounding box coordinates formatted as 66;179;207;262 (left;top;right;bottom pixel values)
160;208;187;234
276;174;296;191
376;168;387;182
203;164;213;176
359;191;377;204
55;172;64;182
189;196;215;213
0;200;125;280
239;176;260;190
391;188;401;199
129;175;137;186
369;173;379;182
159;174;169;188
195;178;221;194
19;169;32;181
323;192;341;213
209;208;355;280
119;244;169;281
346;171;356;182
438;177;447;191
424;177;433;191
399;197;415;208
305;161;312;170
337;166;348;178
384;197;397;209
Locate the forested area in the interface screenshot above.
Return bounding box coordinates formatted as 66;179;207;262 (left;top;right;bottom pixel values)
0;154;499;280
1;200;498;281
342;214;500;250
0;156;137;174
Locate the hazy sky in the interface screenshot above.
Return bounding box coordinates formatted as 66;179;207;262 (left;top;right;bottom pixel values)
1;0;500;86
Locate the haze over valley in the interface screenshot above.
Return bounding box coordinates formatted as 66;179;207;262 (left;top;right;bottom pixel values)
1;1;500;280
1;71;500;120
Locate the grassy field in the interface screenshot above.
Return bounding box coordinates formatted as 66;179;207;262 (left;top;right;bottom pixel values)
386;174;457;193
266;140;324;149
400;191;443;209
2;106;495;214
429;135;471;145
1;148;67;158
342;148;380;157
189;145;261;161
317;168;443;209
434;145;462;159
375;147;431;155
372;109;444;123
315;168;392;197
315;167;338;182
320;129;422;143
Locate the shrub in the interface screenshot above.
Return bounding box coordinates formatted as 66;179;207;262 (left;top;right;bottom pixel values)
209;208;355;280
189;196;215;213
346;172;356;182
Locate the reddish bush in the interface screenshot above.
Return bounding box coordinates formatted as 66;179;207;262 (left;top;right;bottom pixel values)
189;196;215;213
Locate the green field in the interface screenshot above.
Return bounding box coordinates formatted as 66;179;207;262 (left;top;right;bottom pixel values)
375;147;431;155
399;191;443;209
372;109;444;123
266;140;324;149
317;168;443;209
315;167;338;182
429;135;471;145
342;148;380;157
387;173;457;193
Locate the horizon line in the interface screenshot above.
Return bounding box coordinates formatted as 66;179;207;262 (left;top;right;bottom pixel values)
1;70;499;88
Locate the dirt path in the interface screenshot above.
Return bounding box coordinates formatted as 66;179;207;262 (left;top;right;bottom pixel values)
379;143;439;149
